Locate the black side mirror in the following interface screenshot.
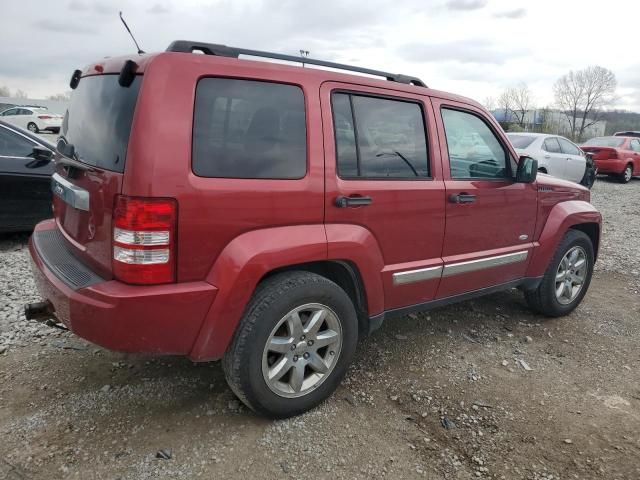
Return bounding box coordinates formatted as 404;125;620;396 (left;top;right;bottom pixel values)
516;155;538;183
32;146;53;162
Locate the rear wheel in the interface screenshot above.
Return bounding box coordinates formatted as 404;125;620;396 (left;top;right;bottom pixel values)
27;122;38;133
525;230;594;317
223;271;358;418
620;164;633;183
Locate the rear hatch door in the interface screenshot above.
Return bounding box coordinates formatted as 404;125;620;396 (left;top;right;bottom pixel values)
53;73;142;278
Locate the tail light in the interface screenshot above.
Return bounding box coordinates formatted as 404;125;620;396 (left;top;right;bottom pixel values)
112;195;177;285
38;115;52;120
608;150;618;159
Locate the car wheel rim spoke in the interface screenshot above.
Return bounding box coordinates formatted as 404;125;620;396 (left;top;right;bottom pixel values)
554;246;588;305
262;303;343;398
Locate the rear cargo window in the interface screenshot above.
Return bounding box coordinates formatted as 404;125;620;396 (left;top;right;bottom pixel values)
193;78;306;179
61;74;141;173
507;134;536;149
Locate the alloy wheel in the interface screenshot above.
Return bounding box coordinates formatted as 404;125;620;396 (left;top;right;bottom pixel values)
261;303;342;398
554;246;588;305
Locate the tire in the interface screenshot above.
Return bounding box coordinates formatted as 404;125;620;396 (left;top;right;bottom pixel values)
27;122;39;133
525;229;594;317
619;164;633;183
223;271;358;418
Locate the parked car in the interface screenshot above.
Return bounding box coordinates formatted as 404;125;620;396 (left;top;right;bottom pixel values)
0;120;55;232
506;133;595;187
0;106;62;133
613;131;640;138
25;41;602;418
581;136;640;183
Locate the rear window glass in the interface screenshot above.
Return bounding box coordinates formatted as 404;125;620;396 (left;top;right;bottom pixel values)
61;74;141;173
507;134;536;149
192;78;306;179
584;137;624;147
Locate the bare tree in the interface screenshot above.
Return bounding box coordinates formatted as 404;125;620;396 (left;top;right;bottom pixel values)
508;83;533;128
14;89;28;99
553;66;616;141
497;90;513;124
47;92;72;101
0;86;10;97
482;96;496;111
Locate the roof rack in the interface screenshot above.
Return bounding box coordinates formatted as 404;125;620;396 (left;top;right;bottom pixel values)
166;40;427;87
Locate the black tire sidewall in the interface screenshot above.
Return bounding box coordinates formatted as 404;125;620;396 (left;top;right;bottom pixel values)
237;275;358;418
542;230;594;316
27;122;38;133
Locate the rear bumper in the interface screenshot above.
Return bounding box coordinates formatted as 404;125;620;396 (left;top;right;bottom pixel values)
594;158;625;174
28;221;217;355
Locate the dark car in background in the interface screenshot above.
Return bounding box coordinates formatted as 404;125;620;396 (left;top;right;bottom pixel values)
0;120;55;232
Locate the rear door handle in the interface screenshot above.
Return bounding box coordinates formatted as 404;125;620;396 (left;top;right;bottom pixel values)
448;193;476;204
335;195;373;208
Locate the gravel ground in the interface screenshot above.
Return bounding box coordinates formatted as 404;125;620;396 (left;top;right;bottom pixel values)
1;176;639;480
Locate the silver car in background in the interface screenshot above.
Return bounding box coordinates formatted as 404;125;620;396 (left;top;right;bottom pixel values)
506;132;593;186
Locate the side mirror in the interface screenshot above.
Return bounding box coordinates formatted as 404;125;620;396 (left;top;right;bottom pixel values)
32;146;53;162
516;155;538;183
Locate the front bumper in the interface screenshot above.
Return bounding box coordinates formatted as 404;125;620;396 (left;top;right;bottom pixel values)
28;221;217;355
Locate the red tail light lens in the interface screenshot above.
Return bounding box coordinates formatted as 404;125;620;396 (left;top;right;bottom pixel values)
38;115;52;119
608;150;618;159
112;196;177;285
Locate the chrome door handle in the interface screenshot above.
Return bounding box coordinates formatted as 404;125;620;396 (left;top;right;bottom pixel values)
335;195;373;208
448;193;476;204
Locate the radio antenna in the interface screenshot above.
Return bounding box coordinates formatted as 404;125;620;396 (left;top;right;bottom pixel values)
119;11;145;54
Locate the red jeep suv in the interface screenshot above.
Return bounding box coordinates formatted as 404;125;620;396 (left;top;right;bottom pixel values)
26;41;602;418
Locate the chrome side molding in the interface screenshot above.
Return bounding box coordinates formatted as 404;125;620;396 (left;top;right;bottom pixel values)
442;251;528;277
393;265;443;285
393;250;529;285
51;173;90;211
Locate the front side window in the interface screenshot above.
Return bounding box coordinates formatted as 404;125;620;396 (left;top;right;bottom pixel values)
441;108;508;179
1;108;17;116
0;126;36;157
543;137;562;153
332;92;429;178
193;78;306;179
558;137;581;156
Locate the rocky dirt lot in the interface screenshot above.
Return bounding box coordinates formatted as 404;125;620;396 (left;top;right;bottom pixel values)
1;177;639;480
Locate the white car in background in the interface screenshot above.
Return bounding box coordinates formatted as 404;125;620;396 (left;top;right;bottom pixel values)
506;132;590;185
0;106;62;134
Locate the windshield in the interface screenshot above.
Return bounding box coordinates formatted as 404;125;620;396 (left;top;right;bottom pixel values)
60;74;141;172
584;137;624;147
507;134;536;149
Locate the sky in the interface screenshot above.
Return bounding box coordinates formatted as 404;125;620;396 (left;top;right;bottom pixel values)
2;0;639;111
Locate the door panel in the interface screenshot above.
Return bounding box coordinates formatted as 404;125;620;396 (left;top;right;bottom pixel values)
433;99;537;298
321;82;446;310
558;137;586;182
541;137;568;179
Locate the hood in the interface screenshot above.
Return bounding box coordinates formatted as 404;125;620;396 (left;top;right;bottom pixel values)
536;172;590;203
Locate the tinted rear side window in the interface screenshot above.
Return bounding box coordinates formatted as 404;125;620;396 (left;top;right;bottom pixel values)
543;138;562;153
331;92;429;178
193;79;306;179
61;74;141;173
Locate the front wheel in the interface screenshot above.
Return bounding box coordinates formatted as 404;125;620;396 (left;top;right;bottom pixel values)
223;271;358;418
27;122;39;133
525;230;594;317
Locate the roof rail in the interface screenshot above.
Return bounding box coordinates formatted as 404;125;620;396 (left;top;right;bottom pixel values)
166;40;427;87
